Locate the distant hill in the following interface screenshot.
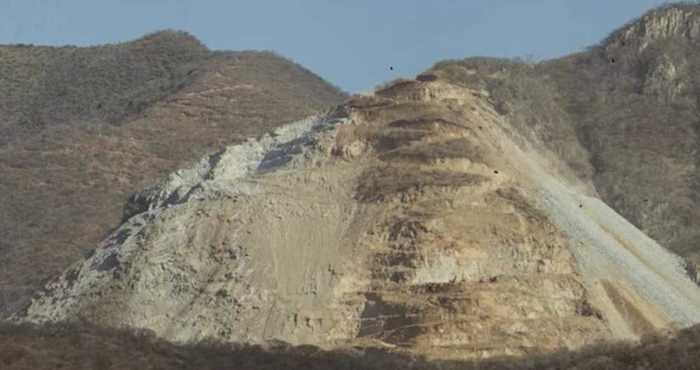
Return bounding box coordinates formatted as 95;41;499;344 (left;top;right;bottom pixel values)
0;30;346;317
427;3;700;273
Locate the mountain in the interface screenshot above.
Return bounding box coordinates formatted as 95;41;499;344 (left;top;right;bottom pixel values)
7;2;700;367
0;30;346;317
16;77;700;360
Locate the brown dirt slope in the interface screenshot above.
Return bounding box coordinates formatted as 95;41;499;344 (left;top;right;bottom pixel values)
0;30;346;317
426;3;700;272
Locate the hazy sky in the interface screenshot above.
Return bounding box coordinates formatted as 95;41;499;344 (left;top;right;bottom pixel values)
0;0;673;92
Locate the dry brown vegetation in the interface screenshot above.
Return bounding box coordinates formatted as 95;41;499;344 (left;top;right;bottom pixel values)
0;31;346;317
1;321;699;370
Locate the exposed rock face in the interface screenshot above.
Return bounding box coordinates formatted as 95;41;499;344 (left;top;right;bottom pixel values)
607;5;700;52
19;116;362;345
19;79;700;360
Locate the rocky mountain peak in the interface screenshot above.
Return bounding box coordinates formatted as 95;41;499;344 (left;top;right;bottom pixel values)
124;29;210;61
605;4;700;52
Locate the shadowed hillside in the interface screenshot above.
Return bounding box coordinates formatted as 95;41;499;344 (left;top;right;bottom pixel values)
0;30;346;317
1;321;699;370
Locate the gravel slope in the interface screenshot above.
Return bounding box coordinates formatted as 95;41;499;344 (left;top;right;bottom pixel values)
522;153;700;336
